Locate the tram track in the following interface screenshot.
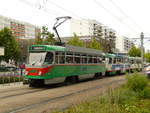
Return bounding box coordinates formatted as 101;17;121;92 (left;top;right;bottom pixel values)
0;75;119;100
0;89;45;100
3;76;126;113
0;87;29;94
0;83;66;100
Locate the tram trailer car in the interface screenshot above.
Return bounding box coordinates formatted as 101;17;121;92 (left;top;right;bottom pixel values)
105;53;142;76
129;57;142;72
24;45;106;87
105;54;125;75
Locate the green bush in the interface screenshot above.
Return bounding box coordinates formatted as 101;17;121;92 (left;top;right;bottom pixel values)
105;88;138;105
126;73;149;92
0;76;23;84
138;87;150;99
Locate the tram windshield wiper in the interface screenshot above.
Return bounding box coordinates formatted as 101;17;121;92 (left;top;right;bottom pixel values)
31;61;38;66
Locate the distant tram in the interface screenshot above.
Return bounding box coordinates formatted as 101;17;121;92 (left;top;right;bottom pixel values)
105;53;142;76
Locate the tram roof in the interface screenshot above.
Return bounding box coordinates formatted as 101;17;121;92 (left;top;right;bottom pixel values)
65;45;104;55
29;45;66;51
29;45;104;56
129;56;141;60
105;53;116;58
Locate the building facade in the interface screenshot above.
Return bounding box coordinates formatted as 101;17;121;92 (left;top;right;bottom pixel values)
70;19;116;53
116;36;134;53
0;15;40;39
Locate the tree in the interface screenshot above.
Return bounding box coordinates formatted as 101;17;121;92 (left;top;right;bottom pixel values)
17;39;34;62
35;26;56;45
87;37;102;50
144;53;150;63
68;33;85;47
128;45;141;57
0;27;21;63
44;32;55;45
35;33;43;45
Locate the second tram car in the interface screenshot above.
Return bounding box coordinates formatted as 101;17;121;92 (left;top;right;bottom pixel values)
105;53;142;76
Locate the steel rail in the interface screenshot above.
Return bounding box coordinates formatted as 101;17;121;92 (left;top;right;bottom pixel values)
4;78;125;113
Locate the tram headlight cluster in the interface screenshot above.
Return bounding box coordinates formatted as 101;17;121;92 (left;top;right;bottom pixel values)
25;71;28;75
38;71;42;75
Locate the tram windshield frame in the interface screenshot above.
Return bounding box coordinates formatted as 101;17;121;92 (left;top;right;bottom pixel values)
28;52;54;66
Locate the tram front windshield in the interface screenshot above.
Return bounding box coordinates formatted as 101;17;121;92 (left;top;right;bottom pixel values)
29;52;54;65
29;52;46;66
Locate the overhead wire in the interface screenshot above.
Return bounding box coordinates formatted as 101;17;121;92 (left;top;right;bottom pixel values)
109;0;150;48
44;0;94;29
41;0;94;36
20;0;137;38
20;0;115;34
44;0;83;19
109;0;143;31
44;0;117;35
41;0;105;37
19;0;62;17
93;0;139;34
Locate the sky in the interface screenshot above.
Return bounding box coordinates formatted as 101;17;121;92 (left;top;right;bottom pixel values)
0;0;150;49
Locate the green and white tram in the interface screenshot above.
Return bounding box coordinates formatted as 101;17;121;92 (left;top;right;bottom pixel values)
24;45;106;87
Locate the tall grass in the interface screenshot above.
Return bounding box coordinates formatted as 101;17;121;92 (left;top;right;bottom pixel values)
126;73;150;98
52;73;150;113
126;73;148;92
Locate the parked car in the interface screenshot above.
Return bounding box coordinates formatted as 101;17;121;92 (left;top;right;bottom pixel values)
145;65;150;79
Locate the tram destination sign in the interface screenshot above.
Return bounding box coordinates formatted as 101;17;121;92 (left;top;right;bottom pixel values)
31;46;45;51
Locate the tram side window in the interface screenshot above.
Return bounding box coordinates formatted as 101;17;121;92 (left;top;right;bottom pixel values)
81;55;87;64
88;56;93;63
66;52;73;63
131;60;134;64
59;52;65;64
102;56;105;63
117;58;121;63
117;58;122;63
93;57;97;63
44;52;53;64
109;58;112;64
113;58;116;64
75;54;80;64
97;57;102;63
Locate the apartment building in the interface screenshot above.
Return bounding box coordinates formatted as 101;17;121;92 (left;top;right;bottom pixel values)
70;19;116;53
0;15;40;39
116;36;134;53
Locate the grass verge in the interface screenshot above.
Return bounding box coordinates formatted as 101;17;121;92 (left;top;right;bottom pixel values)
52;73;150;113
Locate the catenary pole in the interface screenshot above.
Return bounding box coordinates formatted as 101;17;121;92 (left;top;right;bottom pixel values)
141;32;144;70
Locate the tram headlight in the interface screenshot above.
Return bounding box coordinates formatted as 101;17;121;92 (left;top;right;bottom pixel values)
38;71;42;75
25;71;28;75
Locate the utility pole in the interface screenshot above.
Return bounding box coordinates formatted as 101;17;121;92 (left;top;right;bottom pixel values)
141;32;144;70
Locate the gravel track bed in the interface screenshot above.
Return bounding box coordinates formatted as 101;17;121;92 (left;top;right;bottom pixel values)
0;75;126;113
